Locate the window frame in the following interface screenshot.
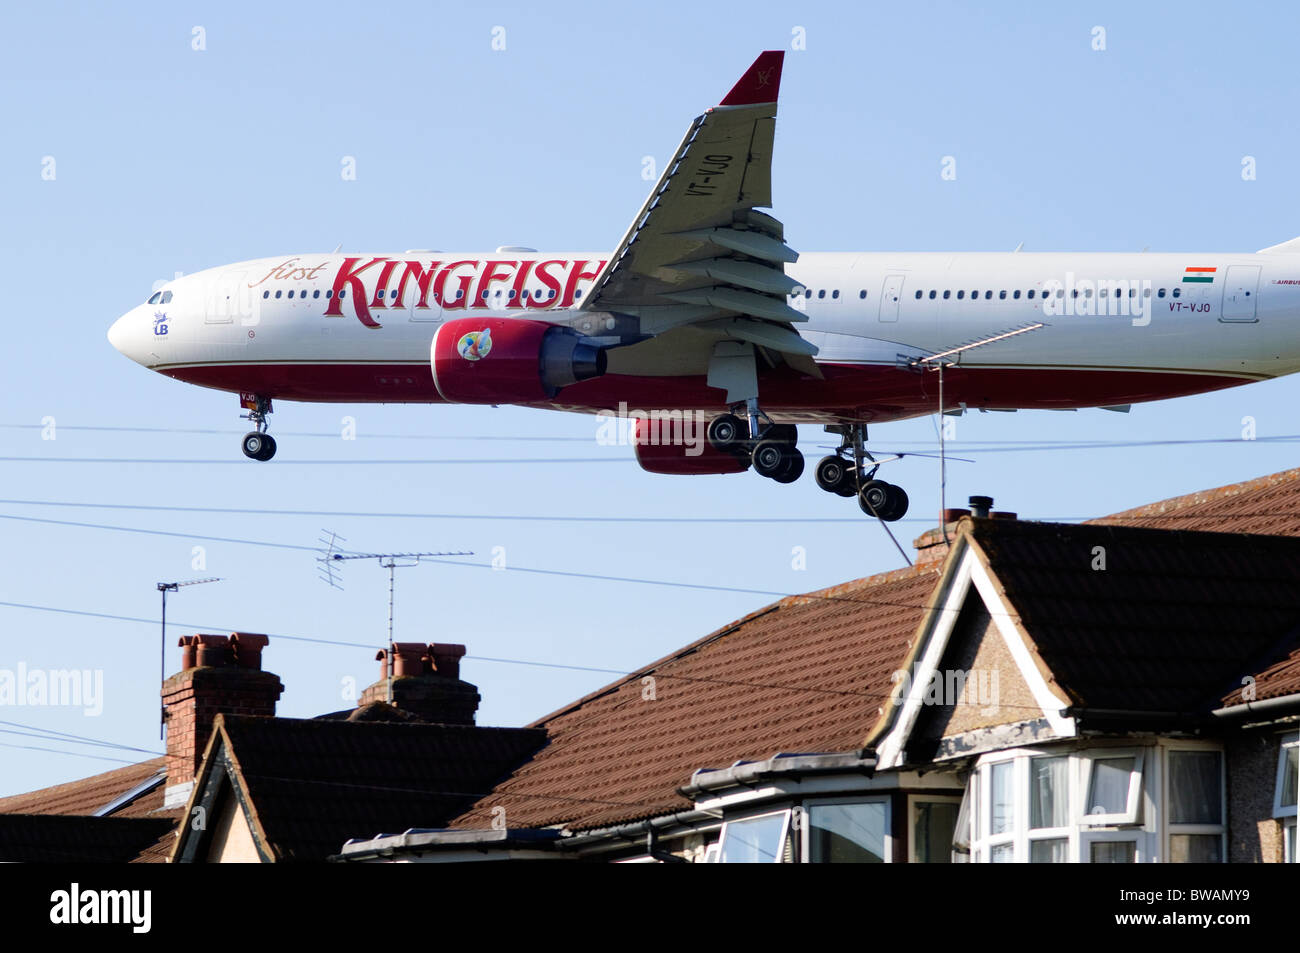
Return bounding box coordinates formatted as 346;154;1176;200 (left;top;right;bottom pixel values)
800;795;892;864
1080;748;1145;826
1164;745;1225;863
715;808;792;864
1080;830;1142;864
908;794;961;864
1273;732;1298;819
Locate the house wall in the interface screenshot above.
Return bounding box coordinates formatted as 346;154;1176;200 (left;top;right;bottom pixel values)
1226;728;1285;863
912;596;1042;743
205;794;262;863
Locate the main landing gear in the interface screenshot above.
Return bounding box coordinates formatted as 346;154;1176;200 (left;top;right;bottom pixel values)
239;395;277;461
707;412;909;522
706;399;804;485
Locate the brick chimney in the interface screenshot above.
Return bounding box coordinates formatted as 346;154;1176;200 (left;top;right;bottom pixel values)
161;633;283;808
359;642;480;724
913;496;1018;566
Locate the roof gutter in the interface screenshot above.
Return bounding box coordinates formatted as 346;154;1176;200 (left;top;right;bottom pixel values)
1210;693;1300;722
557;807;723;852
680;750;876;798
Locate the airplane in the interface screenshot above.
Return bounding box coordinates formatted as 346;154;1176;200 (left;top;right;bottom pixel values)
108;50;1300;522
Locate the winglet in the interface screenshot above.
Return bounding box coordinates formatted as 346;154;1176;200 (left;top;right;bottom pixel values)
719;51;784;106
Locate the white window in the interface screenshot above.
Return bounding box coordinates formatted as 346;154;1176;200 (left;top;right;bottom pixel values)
1275;733;1298;863
973;754;1071;862
1166;749;1224;863
716;809;791;863
1028;755;1070;862
1083;833;1139;863
804;798;889;863
1081;750;1144;825
966;746;1168;862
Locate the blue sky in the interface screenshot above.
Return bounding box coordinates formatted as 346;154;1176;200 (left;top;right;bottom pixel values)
3;0;1300;795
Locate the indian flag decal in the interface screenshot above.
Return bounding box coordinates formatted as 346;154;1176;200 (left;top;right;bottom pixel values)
1183;266;1217;283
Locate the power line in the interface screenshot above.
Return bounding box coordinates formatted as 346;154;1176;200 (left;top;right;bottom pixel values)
0;740;142;765
0;423;593;441
0;455;628;465
0;593;1146;720
10;496;1300;526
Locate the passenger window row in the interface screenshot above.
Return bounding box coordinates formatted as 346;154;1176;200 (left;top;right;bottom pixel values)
792;286;1185;302
258;287;577;302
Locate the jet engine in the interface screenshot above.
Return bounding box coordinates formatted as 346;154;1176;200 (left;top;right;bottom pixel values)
632;418;751;474
431;317;606;403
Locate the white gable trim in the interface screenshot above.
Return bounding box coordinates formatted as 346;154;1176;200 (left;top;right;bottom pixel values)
967;554;1074;740
875;543;1074;770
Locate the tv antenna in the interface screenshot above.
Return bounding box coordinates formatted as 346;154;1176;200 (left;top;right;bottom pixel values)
156;577;222;740
909;322;1045;542
317;540;472;703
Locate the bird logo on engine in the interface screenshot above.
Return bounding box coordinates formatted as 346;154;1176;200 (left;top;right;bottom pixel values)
457;328;493;361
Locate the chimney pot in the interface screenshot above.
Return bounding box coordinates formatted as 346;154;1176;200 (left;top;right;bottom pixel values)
968;495;994;518
360;642;478;724
230;632;269;670
429;643;467;681
942;508;971;523
194;634;233;668
178;636;197;671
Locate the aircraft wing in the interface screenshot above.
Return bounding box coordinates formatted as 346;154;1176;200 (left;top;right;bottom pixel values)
581;51;815;362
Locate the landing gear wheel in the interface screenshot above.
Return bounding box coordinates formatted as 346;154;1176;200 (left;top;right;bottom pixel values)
242;432;277;462
815;456;850;493
707;414;745;454
881;483;908;521
752;440;789;479
772;448;804;484
858;480;907;521
834;473;859;498
858;479;891;518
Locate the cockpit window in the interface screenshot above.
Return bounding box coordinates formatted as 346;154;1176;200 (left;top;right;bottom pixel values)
160;291;173;304
147;292;162;304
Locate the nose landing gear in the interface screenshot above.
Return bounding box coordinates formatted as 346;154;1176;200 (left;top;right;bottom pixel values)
239;394;276;461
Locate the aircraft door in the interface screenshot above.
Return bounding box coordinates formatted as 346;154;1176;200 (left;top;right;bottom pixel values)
879;274;904;322
408;263;443;323
1220;265;1260;323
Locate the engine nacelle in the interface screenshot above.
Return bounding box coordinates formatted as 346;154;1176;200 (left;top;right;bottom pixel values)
632;417;750;475
431;317;606;404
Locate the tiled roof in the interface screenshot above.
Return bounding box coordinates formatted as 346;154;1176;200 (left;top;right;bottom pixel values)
0;757;165;818
0;814;175;863
1092;466;1300;536
451;565;942;832
213;715;547;861
965;518;1300;713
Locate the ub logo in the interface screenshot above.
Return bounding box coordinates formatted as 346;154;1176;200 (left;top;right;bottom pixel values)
153;312;169;336
457;328;493;361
